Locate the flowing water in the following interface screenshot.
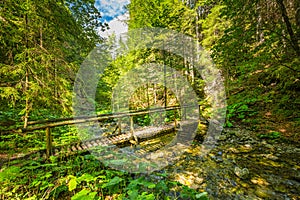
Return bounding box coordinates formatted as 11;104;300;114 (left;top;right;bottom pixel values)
163;128;300;199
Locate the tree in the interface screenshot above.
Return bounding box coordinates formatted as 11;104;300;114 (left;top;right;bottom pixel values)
211;0;300;118
0;0;105;127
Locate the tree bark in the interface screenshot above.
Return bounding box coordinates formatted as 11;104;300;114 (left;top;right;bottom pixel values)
24;68;29;129
295;0;300;27
23;8;29;129
276;0;300;56
256;3;264;43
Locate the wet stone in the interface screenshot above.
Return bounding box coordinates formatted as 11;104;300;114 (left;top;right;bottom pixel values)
234;167;249;179
218;135;227;141
255;187;275;198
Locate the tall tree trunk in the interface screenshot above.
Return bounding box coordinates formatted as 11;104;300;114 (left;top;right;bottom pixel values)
146;83;149;108
276;0;300;56
295;0;300;39
256;3;264;43
24;8;30;129
24;68;29;129
153;83;157;105
164;63;167;108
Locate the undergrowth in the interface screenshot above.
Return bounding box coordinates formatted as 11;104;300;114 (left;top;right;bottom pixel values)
0;154;209;200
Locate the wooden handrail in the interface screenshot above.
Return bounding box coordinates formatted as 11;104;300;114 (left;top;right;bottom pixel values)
22;104;197;132
28;105;179;125
27;104;183;125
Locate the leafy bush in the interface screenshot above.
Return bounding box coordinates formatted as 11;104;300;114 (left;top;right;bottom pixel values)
257;131;281;140
0;154;209;200
225;98;258;127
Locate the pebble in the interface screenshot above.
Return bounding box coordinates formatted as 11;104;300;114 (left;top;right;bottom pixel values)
234;167;249;179
230;180;237;186
265;144;273;149
218;135;227;141
255;187;275;198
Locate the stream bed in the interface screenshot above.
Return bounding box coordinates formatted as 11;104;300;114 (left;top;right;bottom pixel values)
165;128;300;199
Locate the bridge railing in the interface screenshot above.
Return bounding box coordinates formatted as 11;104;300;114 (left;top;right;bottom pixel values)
21;105;196;158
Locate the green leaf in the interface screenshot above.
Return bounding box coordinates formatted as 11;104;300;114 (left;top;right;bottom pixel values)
156;180;169;192
128;189;139;200
102;176;123;188
140;181;156;189
77;173;95;183
0;166;22;181
196;192;208;199
71;189;95;200
68;178;77;191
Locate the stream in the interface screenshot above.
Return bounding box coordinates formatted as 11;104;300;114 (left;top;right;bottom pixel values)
164;128;300;199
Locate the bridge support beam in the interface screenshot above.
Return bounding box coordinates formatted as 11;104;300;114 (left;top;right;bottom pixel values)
130;115;138;144
118;118;122;135
46;127;52;158
174;109;177;128
130;115;134;134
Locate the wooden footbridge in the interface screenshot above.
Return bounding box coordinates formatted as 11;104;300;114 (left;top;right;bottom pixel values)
1;105;201;166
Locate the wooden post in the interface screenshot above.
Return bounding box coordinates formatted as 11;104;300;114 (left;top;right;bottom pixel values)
198;104;201;120
130;115;138;145
118;118;121;135
46;127;52;158
174;109;177;128
130;115;134;135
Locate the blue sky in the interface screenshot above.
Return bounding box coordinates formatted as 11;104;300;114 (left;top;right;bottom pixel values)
95;0;130;22
95;0;130;37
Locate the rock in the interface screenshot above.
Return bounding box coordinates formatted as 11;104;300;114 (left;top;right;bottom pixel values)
234;167;249;179
194;177;204;184
215;156;223;163
273;184;287;193
265;144;273;149
265;154;278;160
218;135;227;141
230;180;237;187
255;187;275;198
208;153;215;160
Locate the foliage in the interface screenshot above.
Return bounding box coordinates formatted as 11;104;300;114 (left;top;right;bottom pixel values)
1;0;300;199
212;0;300;121
0;154;209;199
0;0;105;126
225;98;258;127
257;131;281;140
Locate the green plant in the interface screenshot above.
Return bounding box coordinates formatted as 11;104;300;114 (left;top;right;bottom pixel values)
225;98;257;127
135;114;151;126
0;153;210;199
257;131;281;139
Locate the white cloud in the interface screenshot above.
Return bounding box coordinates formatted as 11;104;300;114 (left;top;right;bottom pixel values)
95;0;130;22
101;12;129;38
